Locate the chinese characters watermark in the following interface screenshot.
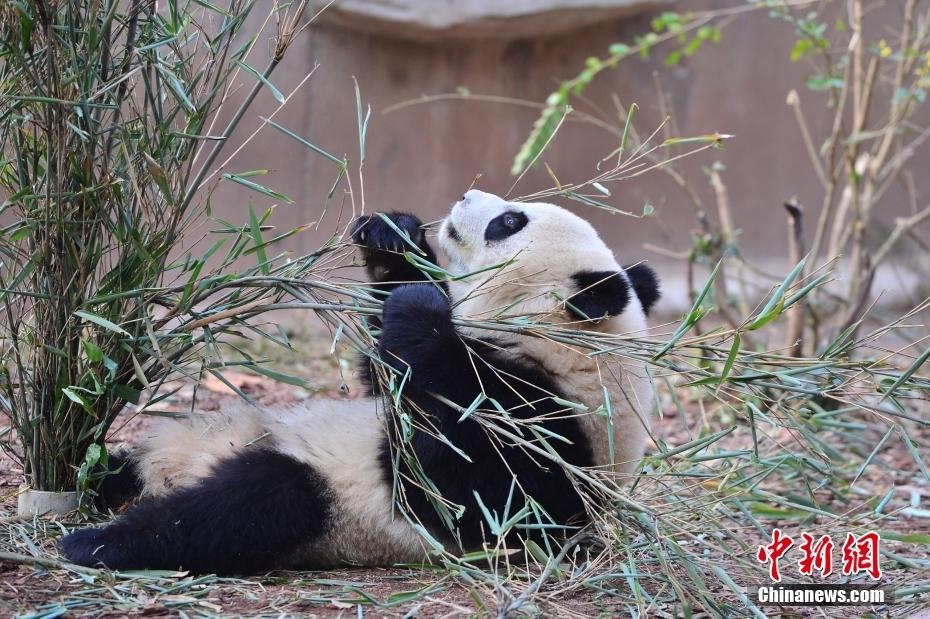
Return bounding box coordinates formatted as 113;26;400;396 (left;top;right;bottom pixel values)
756;529;882;582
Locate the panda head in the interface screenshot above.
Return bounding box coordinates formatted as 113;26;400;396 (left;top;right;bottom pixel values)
438;189;660;331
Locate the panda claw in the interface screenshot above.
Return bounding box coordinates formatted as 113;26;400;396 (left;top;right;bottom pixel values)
351;213;424;256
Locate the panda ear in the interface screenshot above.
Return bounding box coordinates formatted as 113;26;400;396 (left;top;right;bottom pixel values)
567;271;630;321
623;262;661;315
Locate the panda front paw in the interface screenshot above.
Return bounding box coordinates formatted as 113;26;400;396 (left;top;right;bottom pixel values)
352;213;438;289
59;525;132;570
351;212;425;256
380;284;455;373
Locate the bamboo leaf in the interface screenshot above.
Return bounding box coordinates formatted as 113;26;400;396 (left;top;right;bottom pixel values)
73;310;130;336
261;117;345;166
235;60;285;103
222;173;293;203
880;346;930;402
747;257;806;330
353;77;371;162
653;260;721;360
247;204;270;274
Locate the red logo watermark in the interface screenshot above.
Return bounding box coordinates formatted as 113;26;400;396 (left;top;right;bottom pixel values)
757;530;882;582
841;531;882;580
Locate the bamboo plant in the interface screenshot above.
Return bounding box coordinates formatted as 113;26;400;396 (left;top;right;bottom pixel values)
0;0;327;493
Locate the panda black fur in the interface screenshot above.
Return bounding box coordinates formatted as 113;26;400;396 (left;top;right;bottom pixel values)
59;190;660;575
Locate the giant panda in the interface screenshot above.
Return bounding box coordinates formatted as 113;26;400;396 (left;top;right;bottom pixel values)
59;189;660;575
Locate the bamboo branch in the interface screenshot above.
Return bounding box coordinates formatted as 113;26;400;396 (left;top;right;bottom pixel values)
784;201;806;357
786;90;827;187
0;550;103;576
871;206;930;268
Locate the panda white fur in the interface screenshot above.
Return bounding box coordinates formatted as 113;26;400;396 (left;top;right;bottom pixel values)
60;190;660;574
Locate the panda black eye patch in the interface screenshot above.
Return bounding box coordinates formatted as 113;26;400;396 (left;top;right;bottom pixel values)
485;211;528;242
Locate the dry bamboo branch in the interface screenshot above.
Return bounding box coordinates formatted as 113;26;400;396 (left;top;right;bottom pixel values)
785;90;826;187
871;205;930;270
708;170;752;322
0;550;102;576
784;201;806;357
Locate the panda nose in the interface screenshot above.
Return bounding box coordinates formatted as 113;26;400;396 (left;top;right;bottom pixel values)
462;189;488;204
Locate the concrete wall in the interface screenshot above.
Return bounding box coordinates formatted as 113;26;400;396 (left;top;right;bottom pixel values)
206;0;930;309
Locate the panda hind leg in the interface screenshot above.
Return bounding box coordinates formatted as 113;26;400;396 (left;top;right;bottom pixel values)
59;448;334;575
